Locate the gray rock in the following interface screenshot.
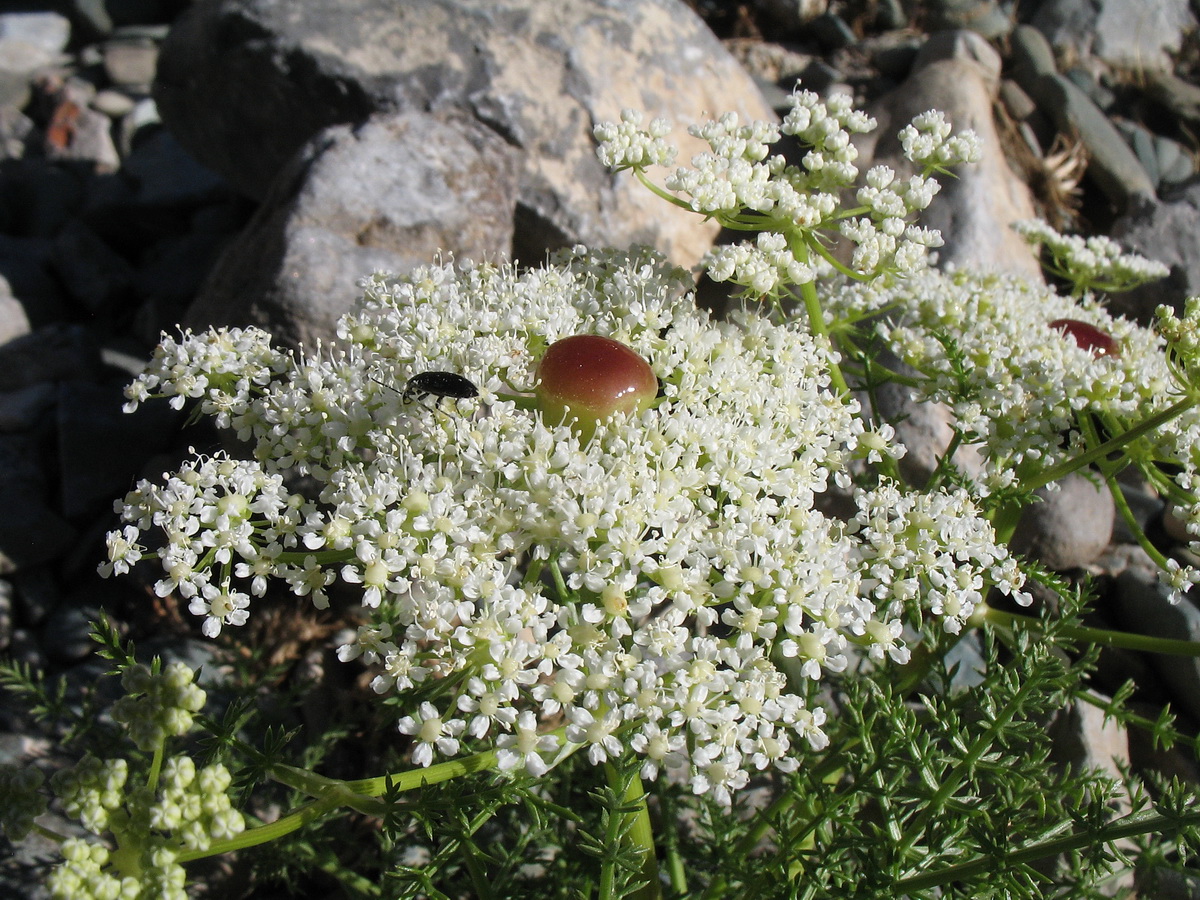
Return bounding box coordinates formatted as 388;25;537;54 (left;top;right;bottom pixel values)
0;13;71;107
50;220;135;312
184;109;521;350
1063;65;1115;113
102;36;158;90
1115;119;1161;190
1110;183;1200;321
42;99;121;172
0;106;35;160
810;12;857;50
860;39;1044;278
1029;74;1156;212
56;379;181;519
865;379;986;488
91;88;136;118
154;0;773;274
999;78;1037;120
1156;134;1194;189
1011;473;1115;570
0;577;12;651
1031;0;1195;71
912;28;1002;82
0;282;31;347
1114;568;1200;721
1137;868;1200;900
1009;23;1057;97
923;0;1012;38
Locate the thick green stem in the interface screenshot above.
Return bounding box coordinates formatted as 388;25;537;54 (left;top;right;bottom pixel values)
983;605;1200;657
602;762;661;900
1024;395;1197;493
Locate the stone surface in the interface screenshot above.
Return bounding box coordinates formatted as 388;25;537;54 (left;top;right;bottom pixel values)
1114;568;1200;722
1110;182;1200;321
1031;0;1195;72
184;109;521;349
154;0;774;274
1009;23;1057;96
1011;473;1115;571
860;35;1044;278
1028;74;1156;213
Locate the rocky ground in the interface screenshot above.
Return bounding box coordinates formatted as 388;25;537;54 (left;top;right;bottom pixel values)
5;0;1200;895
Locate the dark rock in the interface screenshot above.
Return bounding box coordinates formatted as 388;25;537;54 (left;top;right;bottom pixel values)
121;127;228;208
1030;0;1195;71
1011;473;1115;570
0;160;86;238
56;378;181;519
154;0;773;273
0;324;102;391
2;627;44;670
1009;23;1056;96
750;0;829;38
41;602;101;663
1136;868;1200;900
184;110;520;349
871;38;921;80
50;219;136;313
11;566;59;626
0;383;54;432
809;12;857;50
1029;74;1156;212
1113;568;1200;722
0;433;76;574
1111;182;1200;321
1144;70;1200;137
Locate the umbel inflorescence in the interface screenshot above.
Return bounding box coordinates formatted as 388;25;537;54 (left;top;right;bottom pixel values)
106;243;1027;803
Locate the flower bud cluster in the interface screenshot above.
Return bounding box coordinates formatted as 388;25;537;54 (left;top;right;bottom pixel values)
1014;219;1170;295
0;764;47;840
106;247;1027;803
592;109;676;170
111;662;207;752
596;86;980;295
46;754;244;900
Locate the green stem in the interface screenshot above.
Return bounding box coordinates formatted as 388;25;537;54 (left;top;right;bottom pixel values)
179;749;500;863
1024;395;1197;493
657;786;687;897
983;605;1200;657
602;762;661;900
896;806;1200;892
791;256;849;396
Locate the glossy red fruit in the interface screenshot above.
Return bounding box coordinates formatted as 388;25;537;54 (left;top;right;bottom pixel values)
535;335;657;435
1049;318;1120;358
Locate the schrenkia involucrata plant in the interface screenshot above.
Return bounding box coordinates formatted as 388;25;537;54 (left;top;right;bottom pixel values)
6;86;1200;899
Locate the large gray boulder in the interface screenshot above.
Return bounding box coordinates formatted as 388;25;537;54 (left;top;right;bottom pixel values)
155;0;774;280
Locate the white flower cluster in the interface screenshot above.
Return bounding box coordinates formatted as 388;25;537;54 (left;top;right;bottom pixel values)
825;265;1200;598
47;754;243;900
1014;219;1170;294
110;662;208;752
593;109;677;170
596;87;980;292
106;248;1026;803
898;110;983;172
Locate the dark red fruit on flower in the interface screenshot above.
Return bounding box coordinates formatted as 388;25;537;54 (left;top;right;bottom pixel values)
1049;319;1120;358
535;335;657;435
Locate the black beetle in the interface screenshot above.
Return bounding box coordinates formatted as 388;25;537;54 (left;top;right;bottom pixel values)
401;371;479;406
